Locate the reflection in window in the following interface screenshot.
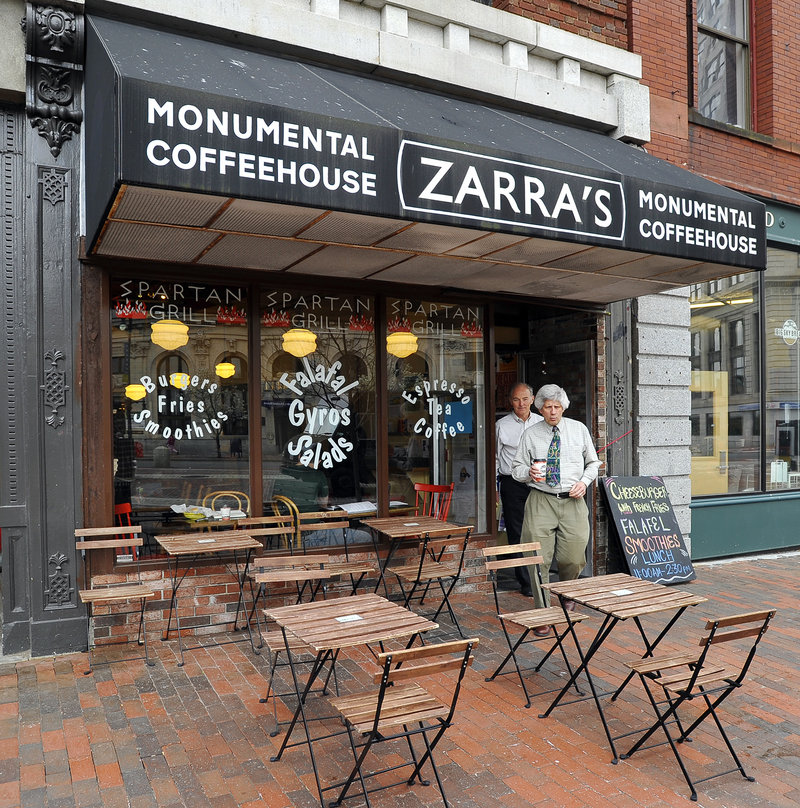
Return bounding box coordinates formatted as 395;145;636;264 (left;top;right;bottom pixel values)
696;0;748;127
386;297;486;531
111;279;250;515
689;272;760;495
765;248;800;490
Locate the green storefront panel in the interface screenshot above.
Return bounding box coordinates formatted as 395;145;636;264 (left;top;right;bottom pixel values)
690;492;800;559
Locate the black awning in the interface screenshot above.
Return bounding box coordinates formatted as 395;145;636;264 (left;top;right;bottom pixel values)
85;15;766;278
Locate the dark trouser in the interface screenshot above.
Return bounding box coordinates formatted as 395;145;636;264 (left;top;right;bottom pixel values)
499;475;532;591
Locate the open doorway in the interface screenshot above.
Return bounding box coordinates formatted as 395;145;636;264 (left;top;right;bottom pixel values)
494;302;600;576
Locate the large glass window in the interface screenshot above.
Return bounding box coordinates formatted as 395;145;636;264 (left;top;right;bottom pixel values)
111;279;250;510
260;291;377;518
690;273;759;495
765;248;800;489
386;297;486;531
697;0;749;127
112;279;488;548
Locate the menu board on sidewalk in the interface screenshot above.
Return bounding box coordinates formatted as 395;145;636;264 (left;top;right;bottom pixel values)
601;476;695;584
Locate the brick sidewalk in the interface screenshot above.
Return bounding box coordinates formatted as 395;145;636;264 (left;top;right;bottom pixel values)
1;553;798;808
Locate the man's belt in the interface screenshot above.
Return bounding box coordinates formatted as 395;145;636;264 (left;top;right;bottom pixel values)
534;488;571;499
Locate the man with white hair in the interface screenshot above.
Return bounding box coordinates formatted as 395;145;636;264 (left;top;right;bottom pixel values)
512;384;601;617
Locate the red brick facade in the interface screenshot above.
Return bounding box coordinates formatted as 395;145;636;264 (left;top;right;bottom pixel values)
634;0;800;208
495;0;800;207
494;0;628;47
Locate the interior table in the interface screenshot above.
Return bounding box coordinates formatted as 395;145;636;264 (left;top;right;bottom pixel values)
359;515;460;596
266;592;437;807
157;529;262;665
539;572;707;762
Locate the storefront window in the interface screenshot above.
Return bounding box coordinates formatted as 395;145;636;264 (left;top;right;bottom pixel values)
765;248;800;490
386;297;486;531
690;273;760;495
111;279;250;511
260;291;377;524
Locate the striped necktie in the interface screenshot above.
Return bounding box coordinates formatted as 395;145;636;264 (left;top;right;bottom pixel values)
546;426;561;487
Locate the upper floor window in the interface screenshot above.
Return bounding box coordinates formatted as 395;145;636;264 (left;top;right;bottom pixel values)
697;0;749;127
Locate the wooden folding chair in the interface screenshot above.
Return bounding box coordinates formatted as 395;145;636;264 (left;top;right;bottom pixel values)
296;510;376;591
621;609;776;801
296;510;348;550
236;514;295;550
390;526;472;637
249;555;337;735
481;542;589;707
326;638;479;808
413;482;454;520
75;525;156;674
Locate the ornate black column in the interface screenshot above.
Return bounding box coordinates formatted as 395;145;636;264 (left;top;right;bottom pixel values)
0;104;27;654
13;1;85;655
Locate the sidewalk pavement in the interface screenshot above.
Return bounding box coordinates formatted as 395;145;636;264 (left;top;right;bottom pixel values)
1;552;799;808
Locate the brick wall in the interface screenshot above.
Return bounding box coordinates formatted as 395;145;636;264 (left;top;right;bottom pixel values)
633;0;800;210
494;0;628;47
90;541;494;647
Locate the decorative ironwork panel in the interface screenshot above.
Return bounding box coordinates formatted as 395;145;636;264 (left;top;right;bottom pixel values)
613;369;627;427
45;551;73;607
41;348;68;429
24;3;84;158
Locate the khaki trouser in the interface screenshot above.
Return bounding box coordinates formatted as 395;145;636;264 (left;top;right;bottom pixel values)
520;488;589;608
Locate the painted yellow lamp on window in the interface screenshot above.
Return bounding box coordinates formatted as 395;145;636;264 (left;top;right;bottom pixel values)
169;372;190;389
151;318;189;350
282;328;317;357
386;330;418;358
215;361;236;378
125;383;147;401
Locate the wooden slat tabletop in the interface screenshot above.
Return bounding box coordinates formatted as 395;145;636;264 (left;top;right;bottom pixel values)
544;573;706;620
360;515;458;539
264;593;437;652
156;530;261;556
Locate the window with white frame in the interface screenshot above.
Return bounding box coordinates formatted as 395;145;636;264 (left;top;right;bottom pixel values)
696;0;749;127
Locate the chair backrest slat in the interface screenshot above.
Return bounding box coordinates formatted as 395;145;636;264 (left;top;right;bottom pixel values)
374;638;478;682
376;656;474;684
483;541;541;558
76;526;143;538
237;515;293;528
253;554;330;568
705;609;774;629
377;638;474;664
485;554;545;571
76;537;145;550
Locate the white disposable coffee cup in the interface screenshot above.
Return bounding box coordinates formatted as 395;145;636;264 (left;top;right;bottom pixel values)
220;506;231;519
532;459;546;480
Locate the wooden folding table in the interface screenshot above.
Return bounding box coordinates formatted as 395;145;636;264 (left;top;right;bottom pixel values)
538;573;707;762
266;593;437;807
157;529;262;665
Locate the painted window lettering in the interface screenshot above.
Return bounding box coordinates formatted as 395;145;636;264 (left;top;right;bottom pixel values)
131;374;226;441
402;378;469;438
279;357;358;470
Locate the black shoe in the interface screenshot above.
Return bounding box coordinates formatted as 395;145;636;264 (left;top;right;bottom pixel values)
520;587;533;597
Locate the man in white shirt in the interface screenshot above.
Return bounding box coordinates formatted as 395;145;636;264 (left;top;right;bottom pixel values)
512;384;601;611
496;383;543;596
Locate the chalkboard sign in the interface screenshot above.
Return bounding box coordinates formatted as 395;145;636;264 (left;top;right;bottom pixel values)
601;476;695;584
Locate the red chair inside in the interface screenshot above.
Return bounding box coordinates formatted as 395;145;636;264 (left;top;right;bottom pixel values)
413;482;455;520
114;503;138;561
